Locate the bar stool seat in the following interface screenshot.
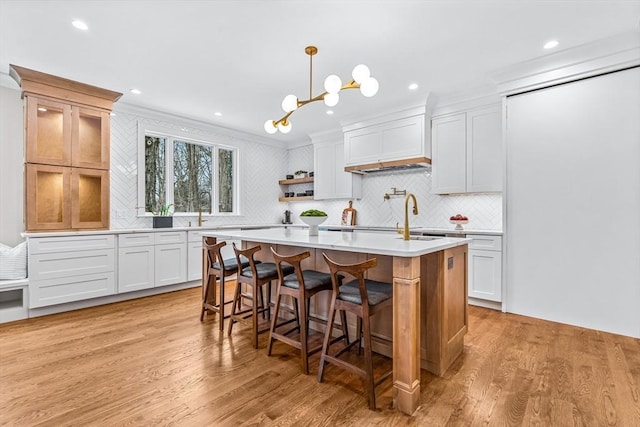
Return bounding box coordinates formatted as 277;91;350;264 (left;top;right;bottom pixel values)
337;279;393;305
283;270;335;291
317;253;393;410
268;248;349;374
201;238;256;330
228;243;293;349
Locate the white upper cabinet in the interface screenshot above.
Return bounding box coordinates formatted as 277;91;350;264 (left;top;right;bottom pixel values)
343;106;429;169
313;135;362;200
432;104;502;194
431;114;466;194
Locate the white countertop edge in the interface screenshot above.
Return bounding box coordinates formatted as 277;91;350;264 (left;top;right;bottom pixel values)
202;229;472;258
22;224;501;239
22;224;304;238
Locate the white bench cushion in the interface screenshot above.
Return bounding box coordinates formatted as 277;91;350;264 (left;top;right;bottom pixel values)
0;241;27;280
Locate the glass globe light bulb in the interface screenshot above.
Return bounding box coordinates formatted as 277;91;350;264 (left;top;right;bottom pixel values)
278;121;292;134
264;120;277;134
352;64;370;84
360;77;379;97
281;94;298;113
324;92;339;107
324;75;342;94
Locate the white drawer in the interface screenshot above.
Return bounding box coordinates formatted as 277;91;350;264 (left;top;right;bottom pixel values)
30;249;115;281
29;235;115;254
119;233;155;247
467;234;502;251
155;231;187;245
187;230;211;242
30;272;116;308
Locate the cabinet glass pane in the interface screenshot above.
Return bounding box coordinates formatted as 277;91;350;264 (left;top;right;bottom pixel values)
36;170;65;223
218;148;233;213
78;174;102;222
78;113;102;164
36;105;65;160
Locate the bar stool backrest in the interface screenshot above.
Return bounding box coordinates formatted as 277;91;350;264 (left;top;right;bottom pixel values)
232;242;261;276
203;237;227;271
322;253;378;307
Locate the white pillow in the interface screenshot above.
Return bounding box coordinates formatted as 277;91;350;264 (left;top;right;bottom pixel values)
0;241;27;280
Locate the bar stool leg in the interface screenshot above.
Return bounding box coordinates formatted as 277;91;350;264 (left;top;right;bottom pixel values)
267;290;284;356
227;279;242;337
218;275;226;331
252;284;260;349
362;314;376;409
299;294;309;374
318;298;337;383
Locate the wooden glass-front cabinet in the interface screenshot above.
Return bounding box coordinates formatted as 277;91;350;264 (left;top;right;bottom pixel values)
25;165;109;230
11;64;121;231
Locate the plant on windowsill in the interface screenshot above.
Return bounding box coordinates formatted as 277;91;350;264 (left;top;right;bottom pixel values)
152;204;174;228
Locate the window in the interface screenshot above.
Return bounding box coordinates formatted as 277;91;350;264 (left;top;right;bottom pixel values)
140;130;238;215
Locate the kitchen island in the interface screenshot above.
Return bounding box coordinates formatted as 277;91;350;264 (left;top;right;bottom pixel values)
203;227;470;415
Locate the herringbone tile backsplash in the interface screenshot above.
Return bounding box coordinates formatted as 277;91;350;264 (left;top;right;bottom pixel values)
111;113;501;231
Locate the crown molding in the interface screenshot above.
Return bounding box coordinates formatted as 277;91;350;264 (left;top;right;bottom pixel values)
492;31;640;95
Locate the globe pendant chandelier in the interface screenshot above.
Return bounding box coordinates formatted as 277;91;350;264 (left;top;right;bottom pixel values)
264;45;379;134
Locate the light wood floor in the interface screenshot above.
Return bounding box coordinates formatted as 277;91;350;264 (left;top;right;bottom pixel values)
1;287;639;426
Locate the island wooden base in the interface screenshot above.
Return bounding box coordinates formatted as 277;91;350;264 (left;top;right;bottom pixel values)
231;240;468;416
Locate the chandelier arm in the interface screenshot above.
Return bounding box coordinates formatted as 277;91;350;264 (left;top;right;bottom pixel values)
266;46;376;134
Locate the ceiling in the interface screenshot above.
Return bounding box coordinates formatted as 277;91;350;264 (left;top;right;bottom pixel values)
1;0;639;144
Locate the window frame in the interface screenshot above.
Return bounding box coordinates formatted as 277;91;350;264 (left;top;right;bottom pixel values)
137;124;240;217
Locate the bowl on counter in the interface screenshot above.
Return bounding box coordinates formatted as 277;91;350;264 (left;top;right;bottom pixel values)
300;215;327;236
450;219;468;231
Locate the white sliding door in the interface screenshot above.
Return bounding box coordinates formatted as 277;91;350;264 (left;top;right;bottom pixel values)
505;67;640;338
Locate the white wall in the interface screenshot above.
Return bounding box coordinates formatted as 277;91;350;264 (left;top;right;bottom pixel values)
110;107;289;229
505;67;640;338
0;86;24;245
286;144;502;230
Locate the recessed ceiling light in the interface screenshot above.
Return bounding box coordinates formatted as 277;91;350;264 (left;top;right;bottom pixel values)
37;107;47;112
72;20;88;31
130;89;141;95
544;40;559;49
326;110;334;115
408;83;419;90
214;112;222;117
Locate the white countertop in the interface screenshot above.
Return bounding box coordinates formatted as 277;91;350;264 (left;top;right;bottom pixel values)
202;228;471;257
23;224;500;239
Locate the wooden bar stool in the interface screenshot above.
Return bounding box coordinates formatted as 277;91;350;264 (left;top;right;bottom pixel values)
268;248;349;374
200;237;252;330
317;253;393;410
228;243;294;349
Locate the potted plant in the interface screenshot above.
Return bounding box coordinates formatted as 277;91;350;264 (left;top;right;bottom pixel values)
294;170;308;178
152;204;174;228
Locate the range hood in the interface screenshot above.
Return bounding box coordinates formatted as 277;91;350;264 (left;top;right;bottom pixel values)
344;156;431;174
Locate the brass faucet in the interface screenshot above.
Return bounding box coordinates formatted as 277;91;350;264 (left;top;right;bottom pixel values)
198;208;208;227
397;193;419;240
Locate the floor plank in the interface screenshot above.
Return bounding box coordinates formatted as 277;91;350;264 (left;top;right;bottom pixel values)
1;287;639;426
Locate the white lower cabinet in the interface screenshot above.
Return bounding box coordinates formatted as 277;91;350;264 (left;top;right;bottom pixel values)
467;234;502;303
118;231;187;292
28;235;116;308
118;233;155;292
155;243;187;286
